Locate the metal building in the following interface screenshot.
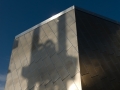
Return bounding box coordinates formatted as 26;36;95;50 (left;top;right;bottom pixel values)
5;6;120;90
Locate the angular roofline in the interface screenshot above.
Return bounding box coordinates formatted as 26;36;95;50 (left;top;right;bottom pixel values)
75;6;120;25
15;6;75;39
15;5;120;39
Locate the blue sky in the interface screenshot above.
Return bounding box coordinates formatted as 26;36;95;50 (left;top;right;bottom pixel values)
1;0;120;89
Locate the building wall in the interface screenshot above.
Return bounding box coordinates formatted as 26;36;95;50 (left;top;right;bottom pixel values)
5;6;120;90
5;9;82;90
76;9;120;90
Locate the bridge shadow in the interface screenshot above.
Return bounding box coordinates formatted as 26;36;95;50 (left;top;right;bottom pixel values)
21;10;79;90
8;8;120;90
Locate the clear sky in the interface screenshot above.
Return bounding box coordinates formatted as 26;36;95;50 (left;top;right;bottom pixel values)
1;0;120;89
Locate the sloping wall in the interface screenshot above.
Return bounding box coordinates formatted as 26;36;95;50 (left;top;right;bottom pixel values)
5;9;82;90
5;6;120;90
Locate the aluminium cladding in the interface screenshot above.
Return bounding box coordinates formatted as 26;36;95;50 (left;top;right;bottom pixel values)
15;5;120;39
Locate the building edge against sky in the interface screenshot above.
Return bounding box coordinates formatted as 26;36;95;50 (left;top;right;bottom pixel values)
15;5;120;39
5;5;82;90
5;5;120;90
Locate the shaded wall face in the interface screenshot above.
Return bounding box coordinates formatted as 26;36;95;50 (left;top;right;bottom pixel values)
75;9;120;90
5;10;82;90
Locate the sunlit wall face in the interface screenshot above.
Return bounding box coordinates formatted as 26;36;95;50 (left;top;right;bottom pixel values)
5;6;120;90
5;7;82;90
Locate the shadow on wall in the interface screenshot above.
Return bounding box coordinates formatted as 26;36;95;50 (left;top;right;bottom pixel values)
7;9;120;90
8;39;18;74
21;11;79;90
75;9;120;90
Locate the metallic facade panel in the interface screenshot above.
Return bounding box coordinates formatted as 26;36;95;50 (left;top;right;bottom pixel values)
6;5;120;90
75;8;120;90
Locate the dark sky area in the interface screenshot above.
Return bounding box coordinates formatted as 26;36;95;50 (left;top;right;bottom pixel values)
0;0;120;89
